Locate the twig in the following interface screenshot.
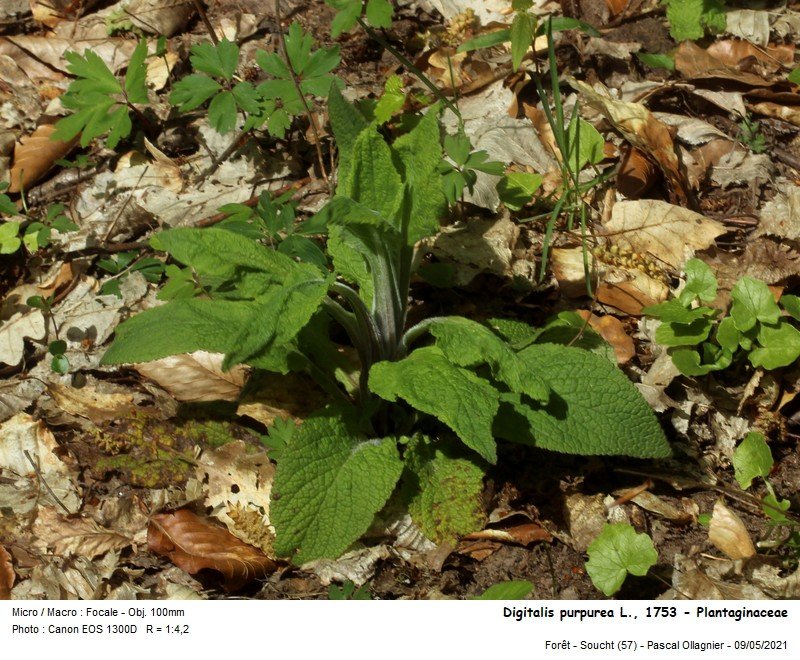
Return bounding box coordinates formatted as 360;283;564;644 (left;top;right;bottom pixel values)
275;0;331;192
192;0;219;45
24;450;73;515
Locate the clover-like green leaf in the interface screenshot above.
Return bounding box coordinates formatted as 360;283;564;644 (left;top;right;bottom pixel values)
730;276;781;332
586;524;657;596
679;258;717;304
732;432;773;490
749;320;800;370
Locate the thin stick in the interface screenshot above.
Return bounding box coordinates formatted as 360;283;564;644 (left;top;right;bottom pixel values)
192;0;219;45
24;450;73;515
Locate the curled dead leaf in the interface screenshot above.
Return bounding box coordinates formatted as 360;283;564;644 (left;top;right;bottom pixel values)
617;147;657;198
462;523;551;546
675;42;771;87
148;509;277;591
576;310;635;364
8;124;76;193
33;507;133;559
567;77;690;204
708;500;756;560
0;545;13;599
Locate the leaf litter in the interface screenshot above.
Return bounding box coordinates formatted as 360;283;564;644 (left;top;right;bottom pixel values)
1;0;800;601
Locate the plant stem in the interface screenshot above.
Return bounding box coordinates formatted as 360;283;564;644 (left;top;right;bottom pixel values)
191;0;219;45
275;0;331;192
357;18;463;126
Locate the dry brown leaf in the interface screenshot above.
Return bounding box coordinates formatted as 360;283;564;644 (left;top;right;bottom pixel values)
617;147;657;198
685;138;736;188
751;101;800;127
33;507;133;559
36;262;76;299
148;509;277;591
564;493;607;553
754;180;800;241
567;77;690;204
602;200;725;270
123;0;195;37
576;310;635;364
0;545;13;599
0;309;46;366
706;40;793;73
30;1;76;28
708;500;756;560
47;381;139;423
8;124;76;193
605;0;629;15
462;524;551;546
551;247;669;315
674;42;771;87
135;351;248;403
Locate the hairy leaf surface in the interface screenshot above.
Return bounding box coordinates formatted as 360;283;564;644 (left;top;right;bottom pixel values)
496;344;670;458
272;414;402;563
369;347;500;463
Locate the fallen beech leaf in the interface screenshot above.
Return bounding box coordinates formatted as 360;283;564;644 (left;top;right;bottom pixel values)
47;381;139;424
706;40;793;73
36;262;76;299
124;0;196;37
751;102;800;128
552;247;669;315
237;371;330;426
605;0;629;15
8;124;76;193
568;77;690;204
148;509;277;591
30;0;75;28
708;500;756;560
135;351;249;402
617;147;656;198
463;524;551;546
724;9;770;46
0;310;46;366
675;42;771;87
602;200;725;270
0;413;81;513
33;507;133;559
577;311;635;364
0;545;13;599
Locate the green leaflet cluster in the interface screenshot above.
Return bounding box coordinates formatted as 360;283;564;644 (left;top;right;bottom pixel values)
644;258;800;375
103;84;669;564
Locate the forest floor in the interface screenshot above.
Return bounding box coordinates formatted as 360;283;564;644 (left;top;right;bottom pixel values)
1;0;800;600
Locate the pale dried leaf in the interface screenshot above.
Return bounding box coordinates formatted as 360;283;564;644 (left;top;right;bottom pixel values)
564;493;607;553
710;149;775;188
432;214;518;285
11;553;119;600
30;1;75;28
237;371;330;426
0;413;81;512
462;524;551;545
725;9;770;46
195;441;275;553
307;545;391;586
124;0;195;36
136;351;248;402
602;200;725;270
0;309;45;366
47;381;140;423
751;102;800;128
673;554;768;599
653;113;729;146
708;500;756;560
754;180;800;241
33;507;132;559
